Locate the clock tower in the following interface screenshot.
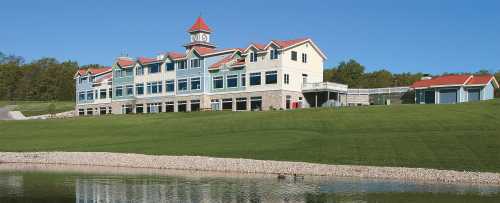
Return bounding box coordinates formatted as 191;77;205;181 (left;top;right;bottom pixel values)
185;16;216;49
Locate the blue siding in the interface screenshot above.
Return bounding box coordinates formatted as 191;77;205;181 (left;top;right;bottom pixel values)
75;75;93;104
112;65;135;100
209;69;246;92
483;81;495;100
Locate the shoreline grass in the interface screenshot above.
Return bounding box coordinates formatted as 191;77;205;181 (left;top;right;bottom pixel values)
0;99;499;172
0;100;74;116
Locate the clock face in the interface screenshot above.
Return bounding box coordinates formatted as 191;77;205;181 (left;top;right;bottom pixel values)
201;34;208;42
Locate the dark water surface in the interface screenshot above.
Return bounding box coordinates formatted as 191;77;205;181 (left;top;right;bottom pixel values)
0;165;499;203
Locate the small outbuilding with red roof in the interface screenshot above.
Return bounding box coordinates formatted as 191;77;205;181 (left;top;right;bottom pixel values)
410;74;498;104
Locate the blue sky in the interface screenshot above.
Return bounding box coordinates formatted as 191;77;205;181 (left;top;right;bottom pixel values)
1;0;499;74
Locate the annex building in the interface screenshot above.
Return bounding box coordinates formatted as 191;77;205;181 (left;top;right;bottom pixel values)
74;17;348;115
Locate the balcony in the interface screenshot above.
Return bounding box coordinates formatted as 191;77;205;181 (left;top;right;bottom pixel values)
302;82;348;93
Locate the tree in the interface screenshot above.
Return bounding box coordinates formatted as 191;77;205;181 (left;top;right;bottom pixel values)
327;59;365;88
360;69;393;88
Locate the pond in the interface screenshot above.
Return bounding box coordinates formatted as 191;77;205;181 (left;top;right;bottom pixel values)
0;164;499;202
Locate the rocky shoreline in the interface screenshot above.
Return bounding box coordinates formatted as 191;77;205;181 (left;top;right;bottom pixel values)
0;152;499;185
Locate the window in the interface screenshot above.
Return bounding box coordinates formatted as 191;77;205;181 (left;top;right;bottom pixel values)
222;98;233;110
302;53;307;63
165;101;174;112
250;72;261;86
136;83;144;95
250;52;258;62
99;89;107;99
147;103;162;113
115;86;123;97
265;71;278;84
78;109;85;116
190;59;200;68
136;66;144;76
227;75;238;88
165;62;174;71
286;95;292;109
178;101;187;112
291;51;298;61
95;90;98;100
213;76;224;89
211;99;220;111
166;80;175;92
108;88;112;99
147;81;162;94
114;70;122;78
241;74;246;87
284;74;290;84
79;92;85;101
86;108;93;116
121;105;132;114
236;97;247;111
136;104;144;113
87;91;94;100
190;77;201;90
250;96;262;111
178;79;188;91
177;60;187;70
191;100;200;111
126;85;134;95
148;63;161;74
125;69;133;76
270;49;279;60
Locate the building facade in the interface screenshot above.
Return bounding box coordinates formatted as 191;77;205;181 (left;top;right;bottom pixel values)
75;17;347;115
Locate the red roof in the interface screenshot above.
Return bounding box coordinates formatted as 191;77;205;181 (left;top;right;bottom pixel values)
467;75;494;85
272;38;309;49
117;59;135;68
75;67;111;77
410;74;498;89
138;57;160;64
94;72;112;83
231;58;245;67
188;16;212;33
193;46;216;55
166;52;186;60
209;55;233;69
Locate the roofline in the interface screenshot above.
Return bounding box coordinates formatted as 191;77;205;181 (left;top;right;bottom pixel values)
279;39;328;60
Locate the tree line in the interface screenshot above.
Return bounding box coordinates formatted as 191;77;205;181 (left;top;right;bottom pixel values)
0;53;498;101
0;52;78;101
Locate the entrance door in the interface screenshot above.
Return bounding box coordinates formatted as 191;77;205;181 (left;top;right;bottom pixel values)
424;90;435;104
468;89;480;102
439;89;458;104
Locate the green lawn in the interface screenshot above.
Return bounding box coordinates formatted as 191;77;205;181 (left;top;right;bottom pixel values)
0;99;499;172
0;101;74;116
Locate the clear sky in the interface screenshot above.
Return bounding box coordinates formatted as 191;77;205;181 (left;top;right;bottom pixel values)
1;0;499;74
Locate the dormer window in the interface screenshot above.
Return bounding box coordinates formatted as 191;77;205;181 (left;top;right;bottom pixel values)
270;49;279;60
250;52;258;62
190;59;201;68
177;60;187;70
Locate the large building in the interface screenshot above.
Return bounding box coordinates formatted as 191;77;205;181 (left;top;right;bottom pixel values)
74;17;348;116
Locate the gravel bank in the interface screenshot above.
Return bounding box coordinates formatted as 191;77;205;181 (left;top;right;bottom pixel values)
0;152;499;185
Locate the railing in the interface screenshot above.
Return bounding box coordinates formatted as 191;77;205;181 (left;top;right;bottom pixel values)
302;82;348;92
348;87;410;95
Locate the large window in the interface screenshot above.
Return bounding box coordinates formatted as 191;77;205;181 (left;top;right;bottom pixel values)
265;71;277;84
165;62;174;71
79;92;85;101
227;75;238;88
125;69;133;76
250;72;261;86
177;60;187;70
136;66;144;76
136;104;144;114
165;101;174;112
302;53;307;63
116;86;123;97
136;83;144;95
222;98;233;110
147;81;162;94
270;49;279;60
236;97;247;111
99;89;107;99
191;100;200;112
250;52;258;62
241;73;246;87
178;101;187;112
291;51;298;61
191;77;201;90
250;96;262;111
211;99;220;111
87;91;94;100
178;79;188;91
126;85;134;95
166;80;175;92
190;59;200;68
148;64;161;74
147;103;162;113
284;74;290;84
213;76;224;89
114;70;122;78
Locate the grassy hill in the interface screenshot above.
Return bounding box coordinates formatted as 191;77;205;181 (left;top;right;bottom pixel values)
0;101;74;116
1;99;499;172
